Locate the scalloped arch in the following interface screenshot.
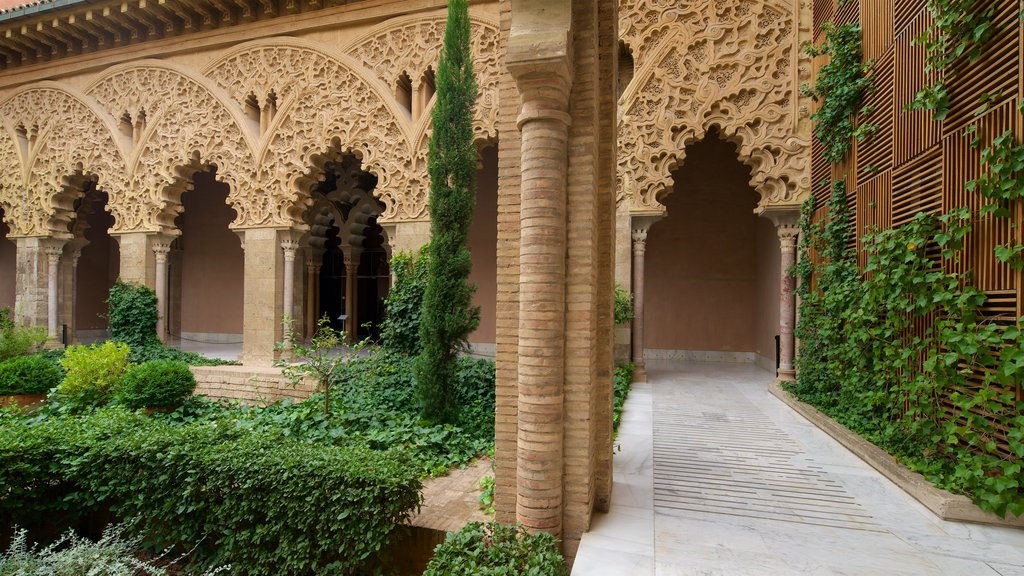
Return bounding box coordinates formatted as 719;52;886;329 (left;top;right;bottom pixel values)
87;61;257;233
617;0;810;212
0;83;129;237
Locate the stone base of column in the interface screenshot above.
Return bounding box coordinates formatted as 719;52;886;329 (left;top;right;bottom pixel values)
776;368;796;382
43;339;63;350
632;362;647;383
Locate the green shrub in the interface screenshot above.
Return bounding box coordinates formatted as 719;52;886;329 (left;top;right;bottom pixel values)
113;360;195;410
380;246;430;355
613;363;635;434
0;310;46;362
128;343;236;366
0;356;62;395
52;342;132;409
423;521;567;576
107;281;159;349
0;523;225;576
614;285;634;325
0;410;423;575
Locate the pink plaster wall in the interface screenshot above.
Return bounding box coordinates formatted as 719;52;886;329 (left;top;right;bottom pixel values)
75;196;119;330
468;145;498;345
179;171;244;336
754;217;781;365
0;211;14;310
645;136;775;354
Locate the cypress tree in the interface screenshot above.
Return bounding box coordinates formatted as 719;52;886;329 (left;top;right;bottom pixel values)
415;0;480;424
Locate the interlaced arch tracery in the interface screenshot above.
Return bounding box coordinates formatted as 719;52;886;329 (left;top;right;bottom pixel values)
617;0;812;212
0;14;501;237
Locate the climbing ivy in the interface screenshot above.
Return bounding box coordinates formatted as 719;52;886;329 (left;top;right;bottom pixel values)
800;23;876;163
908;0;997;119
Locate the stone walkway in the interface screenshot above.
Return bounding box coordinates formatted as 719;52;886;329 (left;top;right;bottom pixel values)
572;360;1024;575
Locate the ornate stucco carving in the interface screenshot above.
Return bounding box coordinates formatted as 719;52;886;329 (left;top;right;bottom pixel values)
88;63;256;233
0;85;129;238
0;15;504;236
618;0;811;212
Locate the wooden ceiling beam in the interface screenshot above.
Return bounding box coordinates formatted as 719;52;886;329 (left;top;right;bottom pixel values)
51;17;98;52
158;0;201;34
86;9;131;46
138;0;182;35
70;12;114;48
35;20;83;56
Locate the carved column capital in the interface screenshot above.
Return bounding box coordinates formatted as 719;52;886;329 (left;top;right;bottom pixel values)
631;228;648;255
281;239;301;261
71;250;83;268
776;223;800;249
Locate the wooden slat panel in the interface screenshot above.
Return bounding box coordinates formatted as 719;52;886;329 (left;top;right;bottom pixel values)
814;0;836;37
943;99;1020;291
856;169;892;267
894;10;941;166
833;0;860;27
942;0;1020;136
861;0;894;61
891;145;942;227
857;48;895;180
893;0;926;35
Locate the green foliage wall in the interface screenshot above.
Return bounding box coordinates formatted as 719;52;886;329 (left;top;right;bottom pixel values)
381;246;430;355
106;281;159;349
416;0;480;424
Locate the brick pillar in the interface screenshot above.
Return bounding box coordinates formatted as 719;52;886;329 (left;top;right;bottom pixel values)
776;221;800;381
508;37;573;539
152;237;173;342
114;232;155;287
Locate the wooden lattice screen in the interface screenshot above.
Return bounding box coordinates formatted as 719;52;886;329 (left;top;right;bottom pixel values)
810;0;1024;442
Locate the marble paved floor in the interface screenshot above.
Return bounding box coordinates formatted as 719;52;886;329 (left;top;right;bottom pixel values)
572;360;1024;576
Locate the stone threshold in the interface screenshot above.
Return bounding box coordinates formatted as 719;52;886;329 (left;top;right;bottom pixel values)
769;380;1024;529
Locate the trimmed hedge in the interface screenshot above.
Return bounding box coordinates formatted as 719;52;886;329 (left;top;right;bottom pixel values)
114;360;195;410
0;410;423;575
423;521;567;576
0;356;62;395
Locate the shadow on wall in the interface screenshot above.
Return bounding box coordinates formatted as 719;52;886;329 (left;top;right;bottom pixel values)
644;130;780;364
0;209;14;310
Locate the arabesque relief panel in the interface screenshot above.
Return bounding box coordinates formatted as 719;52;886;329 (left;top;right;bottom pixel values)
618;0;813;212
0;13;500;237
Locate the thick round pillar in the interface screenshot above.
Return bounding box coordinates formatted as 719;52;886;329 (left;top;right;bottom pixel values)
511;63;572;537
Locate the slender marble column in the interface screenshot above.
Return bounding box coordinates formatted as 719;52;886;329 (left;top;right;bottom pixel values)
776;223;800;380
281;240;300;349
343;253;359;344
152;240;172;342
631;228;649;382
70;250;82;343
305;256;319;338
44;244;62;342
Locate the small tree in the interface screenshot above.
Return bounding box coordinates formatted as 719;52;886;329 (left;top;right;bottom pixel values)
415;0;479;424
276;315;365;416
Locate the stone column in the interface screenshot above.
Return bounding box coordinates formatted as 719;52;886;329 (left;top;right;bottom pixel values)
281;239;300;348
629;215;660;383
305;255;320;338
509;46;573;537
238;228;284;366
152;239;172;342
631;229;648;382
70;250;81;342
776;222;800;381
343;252;359;344
43;242;64;343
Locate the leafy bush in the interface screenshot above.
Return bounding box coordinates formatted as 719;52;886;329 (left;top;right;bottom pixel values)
0;410;422;575
614;285;634;325
0;523;226;576
423;522;567;576
107;281;159;349
380;246;430;355
127;344;236;367
0;356;62;396
52;342;131;409
113;360;195;410
0;310;46;362
613;363;635;434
